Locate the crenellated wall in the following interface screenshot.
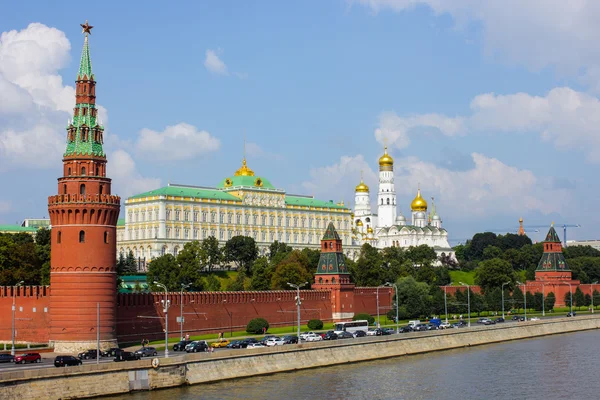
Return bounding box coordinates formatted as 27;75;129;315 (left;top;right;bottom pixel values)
0;286;51;344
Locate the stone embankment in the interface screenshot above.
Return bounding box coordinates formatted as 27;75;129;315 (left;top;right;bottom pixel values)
1;316;599;400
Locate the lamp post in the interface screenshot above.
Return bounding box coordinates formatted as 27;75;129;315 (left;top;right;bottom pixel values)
564;281;573;316
11;281;24;356
376;284;386;328
517;281;526;321
154;281;170;358
591;282;598;313
540;282;545;317
501;281;510;319
180;283;191;341
459;282;471;327
96;302;100;364
385;282;399;333
443;285;448;323
287;282;308;339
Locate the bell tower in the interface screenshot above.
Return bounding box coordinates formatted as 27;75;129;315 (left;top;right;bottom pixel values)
48;21;121;353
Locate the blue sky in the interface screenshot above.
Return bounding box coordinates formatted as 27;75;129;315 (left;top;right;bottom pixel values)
0;0;599;244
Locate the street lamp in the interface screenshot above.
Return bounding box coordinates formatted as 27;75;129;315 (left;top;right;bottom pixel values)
501;282;510;319
443;285;449;323
517;281;527;321
154;281;170;358
11;281;24;356
180;283;191;341
385;282;399;333
287;282;308;339
564;281;573;316
540;282;546;317
376;284;387;328
459;282;471;327
591;282;598;313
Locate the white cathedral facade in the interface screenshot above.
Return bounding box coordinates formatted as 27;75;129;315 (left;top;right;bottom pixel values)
352;146;454;259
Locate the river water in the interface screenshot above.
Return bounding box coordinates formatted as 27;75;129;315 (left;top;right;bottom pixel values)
108;330;600;400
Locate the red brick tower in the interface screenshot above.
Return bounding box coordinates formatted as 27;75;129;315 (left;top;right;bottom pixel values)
312;223;355;320
47;21;121;352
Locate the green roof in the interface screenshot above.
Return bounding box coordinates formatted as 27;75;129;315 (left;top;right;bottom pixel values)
78;35;94;80
285;196;347;210
322;222;341;240
544;226;561;243
0;225;38;233
315;252;348;275
117;218;125;227
536;252;569;272
217;175;276;190
120;275;147;282
129;185;241;202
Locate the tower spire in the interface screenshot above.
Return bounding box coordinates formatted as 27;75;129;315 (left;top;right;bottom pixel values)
78;21;94;80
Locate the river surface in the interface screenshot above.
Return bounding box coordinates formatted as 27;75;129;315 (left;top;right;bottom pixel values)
107;330;600;400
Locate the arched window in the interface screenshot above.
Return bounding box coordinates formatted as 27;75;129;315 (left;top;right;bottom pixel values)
79;230;85;243
63;184;67;194
386;198;390;205
104;231;109;244
96;166;99;176
80;184;86;195
81;167;86;176
68;168;71;176
99;185;103;195
332;277;336;284
57;231;62;244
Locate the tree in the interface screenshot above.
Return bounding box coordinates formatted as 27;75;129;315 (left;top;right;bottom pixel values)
564;291;573;309
574;287;586;310
593;290;600;310
226;272;247;291
353;313;375;325
533;292;544;311
470;291;486;316
116;252;127;275
125;250;137;275
474;258;516;293
482;246;502;260
250;257;272;290
147;254;180;290
204;274;221;291
269;241;292;265
405;244;437;267
512;287;524;312
350;243;384;287
223;236;258;274
301;248;321;276
246;318;269;334
497;233;532;251
395;276;432;319
563;245;600;259
465;232;498;261
35;227;51;246
484;287;503;312
545;292;556;311
201;236;222;271
584;293;592;308
307;319;324;330
271;251;312;290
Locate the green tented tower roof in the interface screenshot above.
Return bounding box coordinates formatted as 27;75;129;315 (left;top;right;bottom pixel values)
544;226;561;243
322;222;341;241
536;225;569;272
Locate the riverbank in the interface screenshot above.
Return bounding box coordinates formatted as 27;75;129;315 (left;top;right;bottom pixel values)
1;316;599;400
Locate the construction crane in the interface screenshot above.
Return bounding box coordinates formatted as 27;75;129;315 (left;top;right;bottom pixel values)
526;224;581;247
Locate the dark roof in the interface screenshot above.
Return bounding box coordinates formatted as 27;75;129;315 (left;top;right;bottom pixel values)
322;222;341;241
544;226;561;243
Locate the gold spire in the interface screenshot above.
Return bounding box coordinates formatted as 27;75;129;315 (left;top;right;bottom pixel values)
234;136;255;176
411;185;428;212
378;145;394;169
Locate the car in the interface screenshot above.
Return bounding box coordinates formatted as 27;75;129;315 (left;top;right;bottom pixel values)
567;312;577;317
173;340;193;351
304;333;323;342
14;353;41;364
102;348;122;357
134;347;158;357
495;317;505;323
482;319;496;325
322;331;338;340
413;324;429;332
366;329;379;336
0;354;14;363
299;332;318;341
282;335;298;344
113;351;140;362
438;322;452;330
530;317;541;321
246;343;266;349
227;340;244;349
186;341;208;353
399;326;414;333
512;315;522;321
426;324;439;330
240;338;259;348
78;349;102;360
451;321;467;329
258;335;277;345
477;318;493;324
54;356;82;367
337;331;354;339
211;339;230;348
265;337;285;346
353;330;367;338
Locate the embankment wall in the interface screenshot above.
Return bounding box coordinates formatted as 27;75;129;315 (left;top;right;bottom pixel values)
1;316;598;400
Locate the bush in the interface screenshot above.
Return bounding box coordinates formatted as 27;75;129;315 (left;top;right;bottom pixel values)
307;319;323;330
246;318;269;334
353;313;375;325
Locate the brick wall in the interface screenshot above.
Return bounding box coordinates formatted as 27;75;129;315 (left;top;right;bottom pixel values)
0;286;51;343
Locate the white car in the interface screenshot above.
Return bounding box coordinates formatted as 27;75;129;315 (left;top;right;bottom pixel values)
366;329;378;336
299;332;317;341
438;322;452;330
530;317;540;321
265;337;285;346
246;343;266;349
304;333;323;342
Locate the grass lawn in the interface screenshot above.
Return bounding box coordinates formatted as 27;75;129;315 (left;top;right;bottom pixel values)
449;270;475;285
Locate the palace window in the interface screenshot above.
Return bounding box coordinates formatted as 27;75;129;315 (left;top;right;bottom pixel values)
262;232;266;241
270;216;274;226
245;215;250;224
184;229;189;239
228;230;232;239
220;213;224;223
294;217;298;227
175;210;180;221
211;213;216;223
253;215;258;225
166;228;171;238
219;230;224;239
286;217;290;227
202;212;207;222
166;210;171;220
278;216;283;226
175;228;180;238
262;215;266;225
194;212;198;222
236;214;241;224
228;214;233;223
194;229;198;239
185;211;189;221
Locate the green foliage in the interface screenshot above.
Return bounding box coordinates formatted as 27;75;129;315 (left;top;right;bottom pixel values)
0;232;49;286
269;241;292;265
271;251;312;290
124;250;137;274
563;245;600;259
545;292;556;311
201;236;222;271
512;286;524;311
353;313;375;325
474;258;517;293
350;243;384;286
226;271;247;291
35;228;51;246
406;244;437;267
204;274;221;291
567;257;600;283
307;319;324;330
449;270;475;285
574;287;586;310
250;257;272;290
224;236;258;274
465;232;498;261
482;246;502;260
395;276;432;319
564;291;573;308
147;254;183;291
246;318;269;334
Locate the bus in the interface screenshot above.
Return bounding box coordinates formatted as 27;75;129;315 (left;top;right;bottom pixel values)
334;320;369;335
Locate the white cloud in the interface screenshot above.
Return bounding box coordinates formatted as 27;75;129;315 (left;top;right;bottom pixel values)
108;150;161;199
0;124;64;171
301;152;570;218
204;49;228;75
246;142;283;161
135;123;220;161
355;1;600;87
375;87;600;162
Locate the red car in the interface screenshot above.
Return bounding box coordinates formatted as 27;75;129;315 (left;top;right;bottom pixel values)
14;353;42;364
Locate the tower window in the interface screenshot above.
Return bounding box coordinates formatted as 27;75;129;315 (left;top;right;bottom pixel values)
104;232;109;244
387;198;390;205
81;167;86;176
79;230;85;243
99;185;103;195
57;231;62;244
63;184;67;194
80;184;86;195
68;168;71;176
96;166;99;176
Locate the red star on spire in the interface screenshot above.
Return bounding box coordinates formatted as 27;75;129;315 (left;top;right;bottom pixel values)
81;20;93;35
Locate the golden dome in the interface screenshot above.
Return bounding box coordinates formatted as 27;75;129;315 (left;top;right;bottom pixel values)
411;187;428;212
355;179;369;193
234;158;255;177
356;220;364;227
379;146;394;167
367;226;373;234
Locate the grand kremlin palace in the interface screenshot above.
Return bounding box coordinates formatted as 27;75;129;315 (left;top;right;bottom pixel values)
116;158;357;265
